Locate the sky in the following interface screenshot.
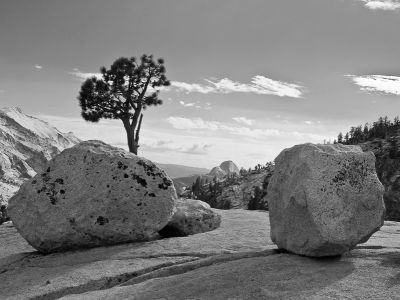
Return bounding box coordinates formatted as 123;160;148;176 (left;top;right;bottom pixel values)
1;0;400;169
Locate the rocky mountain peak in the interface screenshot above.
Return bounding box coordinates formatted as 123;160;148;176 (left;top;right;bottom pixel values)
0;107;80;205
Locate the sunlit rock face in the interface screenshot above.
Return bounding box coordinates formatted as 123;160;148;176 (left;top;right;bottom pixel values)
159;198;221;237
267;143;385;257
8;140;177;253
0;107;79;206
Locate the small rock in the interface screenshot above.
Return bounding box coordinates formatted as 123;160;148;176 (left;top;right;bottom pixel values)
1;220;13;227
8;140;177;253
159;199;221;237
267;143;385;257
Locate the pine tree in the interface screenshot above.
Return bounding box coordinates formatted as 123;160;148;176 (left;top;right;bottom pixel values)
77;55;170;154
344;132;349;144
337;132;343;143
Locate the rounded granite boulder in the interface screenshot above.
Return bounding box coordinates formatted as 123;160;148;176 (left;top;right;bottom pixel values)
8;140;177;253
159;199;221;237
266;143;385;257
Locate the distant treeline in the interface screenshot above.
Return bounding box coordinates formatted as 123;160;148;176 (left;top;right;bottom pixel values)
335;116;400;145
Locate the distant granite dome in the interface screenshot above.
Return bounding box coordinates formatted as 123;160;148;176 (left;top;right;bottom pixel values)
208;166;227;178
219;160;239;175
0;107;80;205
207;161;239;179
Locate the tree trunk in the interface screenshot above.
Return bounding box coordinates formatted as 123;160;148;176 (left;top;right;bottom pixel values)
125;125;138;154
123;119;139;154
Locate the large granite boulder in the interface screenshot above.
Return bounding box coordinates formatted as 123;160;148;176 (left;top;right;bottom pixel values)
267;143;385;257
159;199;221;237
8;140;177;253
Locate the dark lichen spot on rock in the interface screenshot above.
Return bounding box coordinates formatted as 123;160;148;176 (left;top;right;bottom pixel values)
107;185;110;188
124;174;129;178
46;167;51;173
117;161;128;170
158;178;173;190
148;193;156;197
137;160;163;177
68;218;76;225
331;160;370;192
60;189;65;194
132;174;147;188
50;197;56;205
54;178;64;185
96;216;109;225
32;180;37;184
41;173;50;182
137;202;143;206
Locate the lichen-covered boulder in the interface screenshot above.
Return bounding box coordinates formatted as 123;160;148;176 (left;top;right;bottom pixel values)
159;199;221;237
267;143;385;257
8;140;177;253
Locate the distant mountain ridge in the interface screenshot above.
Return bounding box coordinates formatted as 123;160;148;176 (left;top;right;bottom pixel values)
173;160;240;194
0;107;80;205
155;163;209;179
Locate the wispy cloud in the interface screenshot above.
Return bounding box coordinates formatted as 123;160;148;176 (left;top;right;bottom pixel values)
179;100;196;107
166;116;326;141
171;82;215;94
69;71;304;98
179;100;212;110
171;76;305;98
34;65;43;70
357;0;400;10
167;117;221;131
347;74;400;95
141;140;211;155
69;71;102;81
232;117;254;126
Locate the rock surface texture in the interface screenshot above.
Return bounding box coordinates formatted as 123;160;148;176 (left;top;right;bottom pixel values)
8;140;177;253
0;210;397;300
267;143;385;257
0;107;79;206
159;199;221;237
